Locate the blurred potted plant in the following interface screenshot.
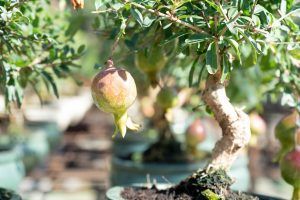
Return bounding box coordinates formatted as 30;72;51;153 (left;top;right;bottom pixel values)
0;114;25;191
0;0;84;193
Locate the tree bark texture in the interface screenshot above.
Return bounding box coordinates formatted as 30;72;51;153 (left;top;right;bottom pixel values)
202;74;251;170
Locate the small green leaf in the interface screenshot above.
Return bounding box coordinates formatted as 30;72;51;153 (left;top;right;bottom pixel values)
160;32;188;45
185;34;212;44
163;23;173;29
92;17;101;29
130;8;143;27
14;81;23;107
197;62;205;85
203;0;220;12
49;49;56;60
77;45;85;54
240;44;257;67
94;63;103;69
281;92;296;107
188;57;199;87
41;71;59;98
289;48;300;59
226;38;241;64
205;42;218;74
238;30;262;53
143;16;155;27
221;54;230;83
95;0;103;10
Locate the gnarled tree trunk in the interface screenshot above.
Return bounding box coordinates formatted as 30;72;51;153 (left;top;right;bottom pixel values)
202;74;251;170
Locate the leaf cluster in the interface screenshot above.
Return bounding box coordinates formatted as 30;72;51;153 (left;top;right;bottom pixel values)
93;0;300;110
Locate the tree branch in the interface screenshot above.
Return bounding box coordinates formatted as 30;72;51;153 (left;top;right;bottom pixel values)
269;9;300;28
250;0;259;17
127;1;210;35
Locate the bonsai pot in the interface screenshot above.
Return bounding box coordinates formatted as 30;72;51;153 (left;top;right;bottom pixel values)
112;130;157;157
57;88;93;126
106;185;285;200
110;152;250;191
0;146;25;190
24;102;72;132
25;121;61;150
0;188;22;200
20;130;50;173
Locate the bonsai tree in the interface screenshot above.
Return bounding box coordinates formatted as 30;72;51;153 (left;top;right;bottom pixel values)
90;0;299;198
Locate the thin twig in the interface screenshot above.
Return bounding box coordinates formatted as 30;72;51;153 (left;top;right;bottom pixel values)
214;15;218;35
217;2;229;21
200;11;211;29
250;0;259;17
127;1;209;35
110;17;131;58
91;8;115;14
267;41;300;45
27;56;78;69
110;34;121;58
269;9;300;28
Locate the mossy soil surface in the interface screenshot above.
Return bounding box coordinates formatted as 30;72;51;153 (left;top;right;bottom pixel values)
121;170;258;200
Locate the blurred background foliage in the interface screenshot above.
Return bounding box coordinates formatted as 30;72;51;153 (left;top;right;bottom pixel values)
0;0;85;108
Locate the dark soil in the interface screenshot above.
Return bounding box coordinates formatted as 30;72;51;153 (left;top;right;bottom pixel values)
142;139;192;163
123;138;208;164
0;188;22;200
121;170;258;200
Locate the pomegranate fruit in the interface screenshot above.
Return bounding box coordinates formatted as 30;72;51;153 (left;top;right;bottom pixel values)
280;148;300;199
91;59;139;138
156;87;178;110
135;45;167;86
296;128;300;146
186;119;206;147
275;114;298;161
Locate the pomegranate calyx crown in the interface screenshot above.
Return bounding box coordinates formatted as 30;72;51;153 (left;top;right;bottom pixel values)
105;58;114;68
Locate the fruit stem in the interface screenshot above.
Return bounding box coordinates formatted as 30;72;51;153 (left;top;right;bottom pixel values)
105;59;114;68
292;187;300;200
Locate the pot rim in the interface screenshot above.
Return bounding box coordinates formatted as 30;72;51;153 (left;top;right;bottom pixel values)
0;147;22;164
106;186;286;200
112;154;247;172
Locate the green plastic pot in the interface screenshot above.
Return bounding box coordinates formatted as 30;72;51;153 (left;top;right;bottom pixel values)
0;147;25;190
106;186;285;200
110;153;250;191
0;188;22;200
21;130;50;173
25;121;61;150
